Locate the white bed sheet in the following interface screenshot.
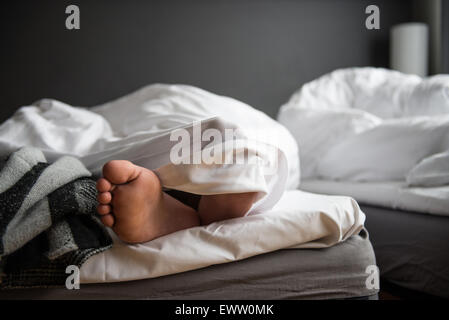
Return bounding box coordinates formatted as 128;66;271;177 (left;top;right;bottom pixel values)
300;179;449;216
80;190;365;283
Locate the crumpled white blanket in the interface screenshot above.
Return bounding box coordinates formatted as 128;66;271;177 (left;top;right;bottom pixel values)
0;84;300;215
278;67;449;186
0;84;366;282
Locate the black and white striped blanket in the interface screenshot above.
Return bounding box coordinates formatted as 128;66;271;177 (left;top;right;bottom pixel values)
0;147;112;288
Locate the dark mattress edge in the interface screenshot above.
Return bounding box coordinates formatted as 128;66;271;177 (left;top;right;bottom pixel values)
361;204;449;299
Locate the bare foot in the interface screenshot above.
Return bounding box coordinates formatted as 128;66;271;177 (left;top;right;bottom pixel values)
198;192;258;225
96;160;200;244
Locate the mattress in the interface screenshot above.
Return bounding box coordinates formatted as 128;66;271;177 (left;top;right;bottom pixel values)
361;205;449;299
0;231;378;300
300;179;449;216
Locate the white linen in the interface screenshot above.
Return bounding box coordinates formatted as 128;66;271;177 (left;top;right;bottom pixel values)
91;84;301;191
301;179;449;217
278;67;449;214
0;84;300;215
315;116;449;182
406;150;449;187
80;190;365;283
278;67;449;182
0;84;366;283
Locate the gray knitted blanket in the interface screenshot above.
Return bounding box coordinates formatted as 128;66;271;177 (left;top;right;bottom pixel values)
0;147;112;288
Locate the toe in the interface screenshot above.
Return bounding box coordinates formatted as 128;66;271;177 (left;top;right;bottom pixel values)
96;178;112;192
102;160;140;185
100;214;115;228
97;192;112;204
97;204;111;215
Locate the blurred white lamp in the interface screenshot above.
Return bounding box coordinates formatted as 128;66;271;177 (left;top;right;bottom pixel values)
390;22;429;77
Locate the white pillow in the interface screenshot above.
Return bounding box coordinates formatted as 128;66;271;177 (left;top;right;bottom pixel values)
406;75;449;117
278;67;449;181
406;151;449;187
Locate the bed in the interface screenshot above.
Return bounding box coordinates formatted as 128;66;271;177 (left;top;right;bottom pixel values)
0;91;377;300
1;1;417;301
0;230;378;300
279;68;449;298
277;67;449;299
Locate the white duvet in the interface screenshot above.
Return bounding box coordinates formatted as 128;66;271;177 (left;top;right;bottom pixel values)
80;190;364;283
0;84;365;283
0;84;300;214
278;68;449;215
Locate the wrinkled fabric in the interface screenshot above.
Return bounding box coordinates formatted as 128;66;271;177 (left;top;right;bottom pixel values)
0;84;300;215
278;67;449;215
0;147;112;288
301;179;449;216
80;190;366;283
278;67;449;183
0;84;366;283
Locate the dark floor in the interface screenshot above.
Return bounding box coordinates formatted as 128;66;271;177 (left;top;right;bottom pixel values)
379;280;446;300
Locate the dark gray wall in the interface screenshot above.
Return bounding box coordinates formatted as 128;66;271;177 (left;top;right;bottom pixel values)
0;0;413;122
443;0;449;73
412;0;448;75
